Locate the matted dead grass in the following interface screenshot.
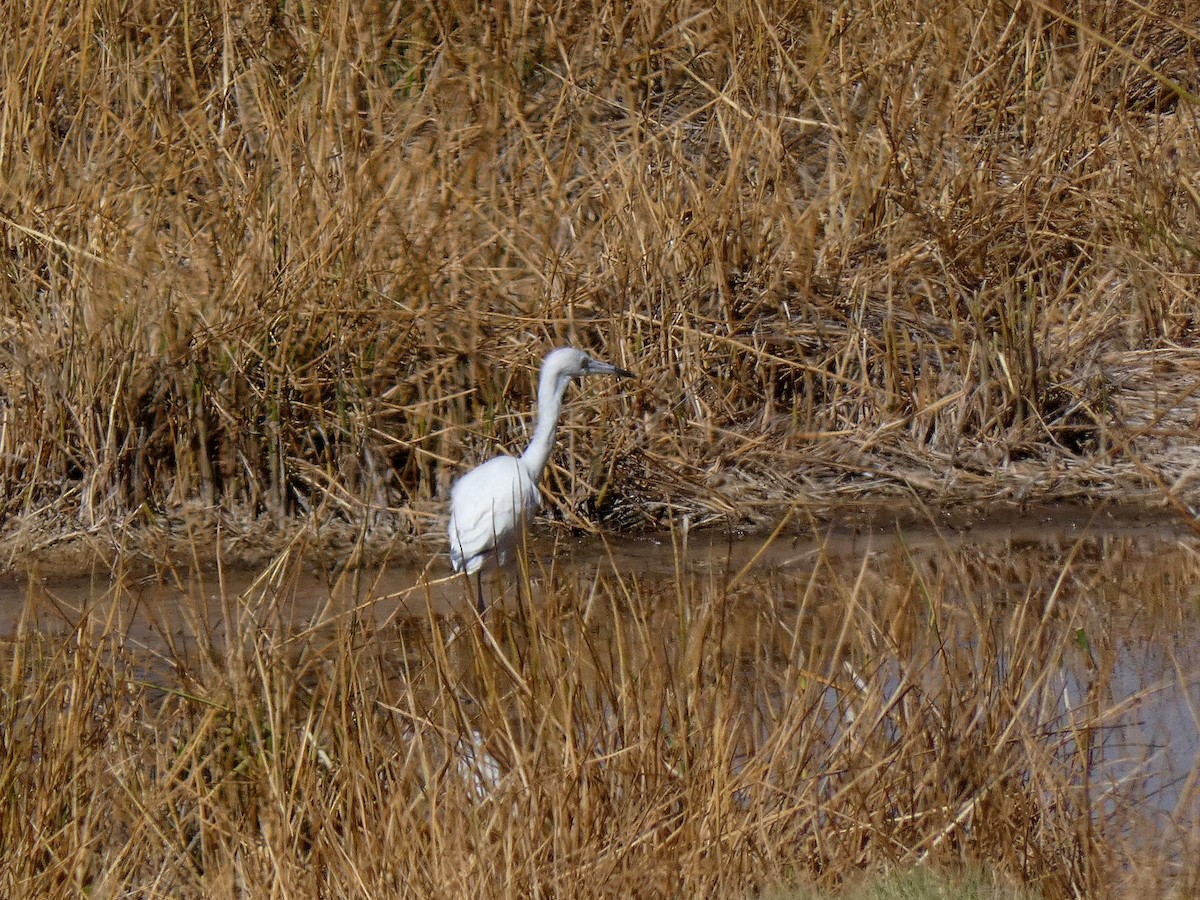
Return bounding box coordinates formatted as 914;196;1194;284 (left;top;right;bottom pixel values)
2;1;1200;558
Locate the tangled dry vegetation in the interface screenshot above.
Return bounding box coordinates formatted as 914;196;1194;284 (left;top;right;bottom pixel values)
0;528;1196;897
3;1;1200;894
1;0;1200;557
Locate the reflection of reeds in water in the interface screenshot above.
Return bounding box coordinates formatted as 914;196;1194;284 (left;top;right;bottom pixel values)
1;531;1197;897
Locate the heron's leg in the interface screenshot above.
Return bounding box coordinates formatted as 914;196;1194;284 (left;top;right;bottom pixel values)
475;570;486;615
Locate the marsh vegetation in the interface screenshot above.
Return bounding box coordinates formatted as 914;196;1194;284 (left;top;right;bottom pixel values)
2;0;1200;896
2;520;1198;896
3;0;1200;549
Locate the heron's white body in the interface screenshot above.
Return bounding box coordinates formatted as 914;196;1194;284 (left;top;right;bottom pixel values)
447;347;632;604
447;455;540;575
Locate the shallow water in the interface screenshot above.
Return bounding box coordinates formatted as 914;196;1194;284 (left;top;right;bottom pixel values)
0;504;1187;628
2;506;1198;872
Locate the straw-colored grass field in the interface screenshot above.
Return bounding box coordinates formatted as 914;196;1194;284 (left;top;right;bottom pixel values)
2;0;1200;556
2;0;1200;897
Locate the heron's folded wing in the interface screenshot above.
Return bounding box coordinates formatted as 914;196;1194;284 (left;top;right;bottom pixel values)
447;457;527;573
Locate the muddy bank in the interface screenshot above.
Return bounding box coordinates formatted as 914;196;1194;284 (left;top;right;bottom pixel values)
0;496;1190;582
0;500;1192;621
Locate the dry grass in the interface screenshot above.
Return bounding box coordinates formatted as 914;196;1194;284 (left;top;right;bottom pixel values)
2;3;1200;896
1;526;1196;897
1;1;1200;554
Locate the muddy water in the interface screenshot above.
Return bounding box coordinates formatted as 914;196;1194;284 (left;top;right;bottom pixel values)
0;505;1188;629
2;506;1198;860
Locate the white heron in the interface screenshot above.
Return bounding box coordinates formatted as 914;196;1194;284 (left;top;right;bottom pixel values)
447;346;634;611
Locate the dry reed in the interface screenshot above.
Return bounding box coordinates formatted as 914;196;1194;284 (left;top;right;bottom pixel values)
1;1;1199;555
1;526;1196;896
2;2;1200;897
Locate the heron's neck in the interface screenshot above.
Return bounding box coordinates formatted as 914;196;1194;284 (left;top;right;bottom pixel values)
518;369;569;481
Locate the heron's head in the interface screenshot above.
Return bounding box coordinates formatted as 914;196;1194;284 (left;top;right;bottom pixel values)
542;346;634;383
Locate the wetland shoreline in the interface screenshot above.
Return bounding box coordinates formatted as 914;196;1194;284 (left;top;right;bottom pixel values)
2;496;1197;898
0;493;1189;580
4;0;1200;893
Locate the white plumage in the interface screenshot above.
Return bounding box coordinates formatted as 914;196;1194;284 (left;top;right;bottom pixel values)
447;346;633;610
447;455;539;576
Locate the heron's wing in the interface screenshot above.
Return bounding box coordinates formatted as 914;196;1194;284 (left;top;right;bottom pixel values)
447;456;538;573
